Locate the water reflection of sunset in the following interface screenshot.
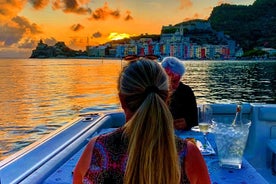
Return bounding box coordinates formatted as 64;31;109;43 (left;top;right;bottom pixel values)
0;59;122;160
1;59;276;160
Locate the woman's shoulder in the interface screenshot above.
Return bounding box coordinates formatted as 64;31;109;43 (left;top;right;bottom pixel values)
95;127;128;152
175;137;200;156
98;127;122;137
175;136;187;144
175;136;188;154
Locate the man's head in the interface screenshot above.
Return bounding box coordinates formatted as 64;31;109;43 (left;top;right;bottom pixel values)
161;56;185;90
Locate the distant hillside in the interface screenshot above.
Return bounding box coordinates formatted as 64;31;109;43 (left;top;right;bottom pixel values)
100;0;276;53
208;0;276;51
164;19;226;45
108;20;225;46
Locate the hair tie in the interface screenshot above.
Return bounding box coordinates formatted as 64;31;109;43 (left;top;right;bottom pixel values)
144;85;159;95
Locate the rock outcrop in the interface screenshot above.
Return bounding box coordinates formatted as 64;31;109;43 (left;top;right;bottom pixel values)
30;40;86;58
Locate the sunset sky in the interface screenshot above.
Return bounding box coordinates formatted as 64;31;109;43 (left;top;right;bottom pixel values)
0;0;255;58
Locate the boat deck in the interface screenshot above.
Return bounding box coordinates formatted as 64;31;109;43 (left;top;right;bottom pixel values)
43;145;84;183
43;128;273;184
43;103;276;184
43;128;115;183
1;104;276;184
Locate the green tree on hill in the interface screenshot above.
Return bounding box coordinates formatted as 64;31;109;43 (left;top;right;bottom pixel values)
208;0;276;51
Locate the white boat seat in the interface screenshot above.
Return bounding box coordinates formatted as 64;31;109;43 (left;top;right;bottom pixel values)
267;139;276;175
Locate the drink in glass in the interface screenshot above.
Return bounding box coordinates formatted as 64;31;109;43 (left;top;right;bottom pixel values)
198;105;213;153
199;122;209;133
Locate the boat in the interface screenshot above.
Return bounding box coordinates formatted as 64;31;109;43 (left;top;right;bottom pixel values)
0;103;276;184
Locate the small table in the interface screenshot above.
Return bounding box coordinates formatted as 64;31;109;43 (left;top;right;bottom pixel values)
175;130;269;184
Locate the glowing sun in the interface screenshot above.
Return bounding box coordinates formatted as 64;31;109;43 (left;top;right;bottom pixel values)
108;32;130;40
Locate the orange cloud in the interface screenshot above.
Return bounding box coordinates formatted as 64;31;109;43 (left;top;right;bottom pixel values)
29;0;50;10
13;16;42;34
217;0;230;6
0;0;27;23
52;0;91;14
124;10;133;21
89;2;120;20
179;0;193;10
192;13;200;19
68;36;88;49
70;24;85;32
0;1;45;50
18;39;37;48
183;13;201;21
0;16;42;47
44;37;58;45
92;32;102;38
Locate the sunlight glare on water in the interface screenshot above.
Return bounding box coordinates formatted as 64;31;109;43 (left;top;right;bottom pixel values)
0;59;122;160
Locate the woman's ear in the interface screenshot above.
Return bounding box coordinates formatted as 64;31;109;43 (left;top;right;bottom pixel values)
119;93;133;122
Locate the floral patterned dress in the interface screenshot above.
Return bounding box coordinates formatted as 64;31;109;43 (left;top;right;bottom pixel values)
83;128;190;184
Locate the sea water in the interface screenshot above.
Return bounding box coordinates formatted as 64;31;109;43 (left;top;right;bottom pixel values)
0;59;275;160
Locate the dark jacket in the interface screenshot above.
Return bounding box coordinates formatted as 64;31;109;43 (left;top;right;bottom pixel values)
169;82;198;130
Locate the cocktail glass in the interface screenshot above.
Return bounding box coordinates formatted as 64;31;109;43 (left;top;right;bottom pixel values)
199;104;213;153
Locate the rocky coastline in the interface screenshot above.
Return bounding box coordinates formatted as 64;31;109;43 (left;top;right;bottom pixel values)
30;40;87;59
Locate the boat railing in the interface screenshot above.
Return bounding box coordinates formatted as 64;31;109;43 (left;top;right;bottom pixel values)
0;110;125;184
246;104;276;169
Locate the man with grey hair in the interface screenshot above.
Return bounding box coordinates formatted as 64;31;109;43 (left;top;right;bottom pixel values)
161;56;198;130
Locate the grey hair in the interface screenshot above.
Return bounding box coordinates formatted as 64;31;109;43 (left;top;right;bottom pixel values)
161;56;185;76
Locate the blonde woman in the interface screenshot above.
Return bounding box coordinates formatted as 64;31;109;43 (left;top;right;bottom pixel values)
73;59;211;184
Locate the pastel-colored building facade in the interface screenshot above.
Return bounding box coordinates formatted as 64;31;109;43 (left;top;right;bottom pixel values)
87;20;242;60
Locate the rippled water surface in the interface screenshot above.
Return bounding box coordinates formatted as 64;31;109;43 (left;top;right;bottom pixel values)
0;59;275;160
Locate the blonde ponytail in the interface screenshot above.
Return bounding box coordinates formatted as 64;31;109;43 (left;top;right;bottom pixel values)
118;59;181;184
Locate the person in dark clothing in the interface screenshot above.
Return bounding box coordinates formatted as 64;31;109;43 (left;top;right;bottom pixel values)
161;56;198;130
